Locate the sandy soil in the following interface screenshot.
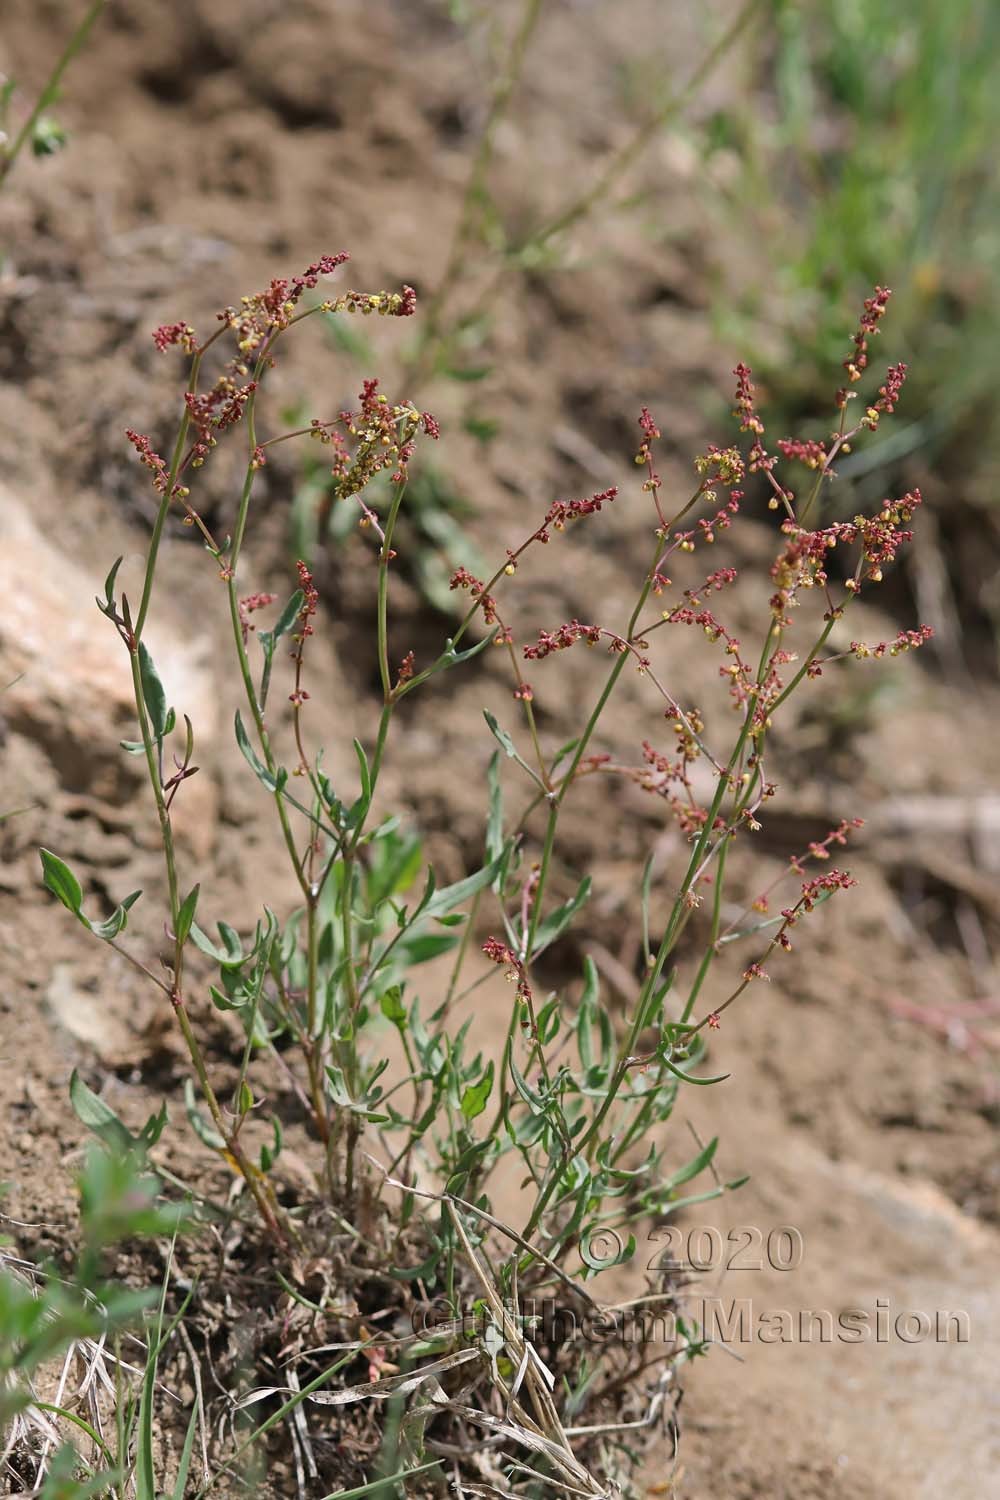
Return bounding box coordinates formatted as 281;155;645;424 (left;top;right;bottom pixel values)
1;3;997;1496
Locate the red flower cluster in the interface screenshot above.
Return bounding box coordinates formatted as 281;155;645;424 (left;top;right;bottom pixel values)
219;253;351;357
732;363;773;475
125;429;172;495
293;252;352;292
523;619;602;661
732;362;763;437
532;488;618;545
296;560;318;636
482;936;533;1003
328;282;417;319
449;566;498;625
844;284;891;383
862;361;908;431
694;444;746;487
793;868;857;916
152;321;197;355
802;818;864;868
636;408;662;498
184;378;259;462
746;820;864;919
237;590;278;645
328;378;430;494
850;625;934;659
396;650;415;685
635;738;709;835
776;437;827;469
670;497;741;556
288;561;320;709
135;260;437;568
839;489;922;584
769;489;922;619
681;567;738;605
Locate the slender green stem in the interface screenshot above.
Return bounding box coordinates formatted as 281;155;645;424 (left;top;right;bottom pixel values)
524;804;558;957
680;840;728;1024
134;353;203;640
515;0;764;257
128;650;179;922
412;0;547;375
411;0;764;379
441;886;483;1016
768;615;838;716
107;937;172;996
220;363;316;907
509;537;668;1243
303;894;330;1145
231;365;338;1142
366;703;394;802
522;619;781;1247
172;989;292;1246
377;481;408;699
520;532;668;970
0;0;106;188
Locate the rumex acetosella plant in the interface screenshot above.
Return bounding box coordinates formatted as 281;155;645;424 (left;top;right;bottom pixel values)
40;263;929;1496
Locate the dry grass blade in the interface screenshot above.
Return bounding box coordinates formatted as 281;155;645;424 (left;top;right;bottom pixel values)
369;1157;602;1311
306;1346;482;1406
444;1201;610;1498
285;1363;314;1500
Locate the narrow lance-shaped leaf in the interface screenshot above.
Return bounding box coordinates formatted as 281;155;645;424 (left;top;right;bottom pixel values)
483;710;543;785
98;556;123;613
486;750;504;864
70;1069;136;1157
183;1078;226;1151
138;642;168;741
235;709;280;792
40;849;83;918
354;738;372;803
175;884;200;946
508;1051;545;1116
659;1053;729;1087
660;1135;718;1194
345;739;375;828
258;587;304;710
441;629;498;668
576;955;600;1073
421;848;509;922
190;919;244;967
640;851;655;966
530;875;592;956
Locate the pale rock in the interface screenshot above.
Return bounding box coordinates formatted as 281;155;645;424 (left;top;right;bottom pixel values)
0;489;219;859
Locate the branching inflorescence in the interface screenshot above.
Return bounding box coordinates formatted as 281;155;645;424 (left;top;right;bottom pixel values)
42;261;931;1495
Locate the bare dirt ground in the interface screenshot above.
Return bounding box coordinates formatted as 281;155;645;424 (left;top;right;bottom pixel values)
1;3;998;1496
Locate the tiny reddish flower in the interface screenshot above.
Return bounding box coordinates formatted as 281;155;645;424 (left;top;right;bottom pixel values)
152;321;197;355
238;591;278;644
844;285;892;383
